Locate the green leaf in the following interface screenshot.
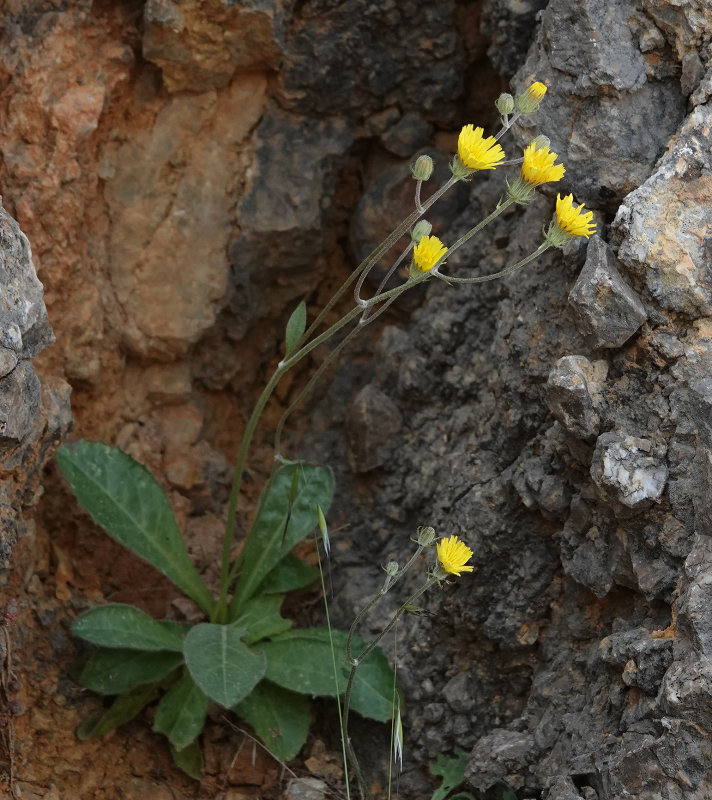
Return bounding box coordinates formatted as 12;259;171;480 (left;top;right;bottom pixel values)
230;462;333;613
72;604;186;652
153;672;209;751
284;300;307;357
260;628;396;723
429;748;469;800
254;553;319;595
77;648;183;695
56;441;213;614
231;594;292;645
76;683;159;739
235;680;311;762
183;623;266;708
170;739;203;779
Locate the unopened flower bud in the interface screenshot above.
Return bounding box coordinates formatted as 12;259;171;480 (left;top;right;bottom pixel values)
415;526;437;547
515;81;547;114
385;561;400;576
495;93;515;115
411;220;432;243
411;154;434;181
530;134;551;150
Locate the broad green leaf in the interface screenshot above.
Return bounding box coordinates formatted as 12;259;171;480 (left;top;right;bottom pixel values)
56;441;213;614
153;672;209;751
231;594;292;645
231;462;333;612
430;748;469;800
260;628;396;723
183;623;266;708
170;739;203;779
254;553;319;596
77;648;183;695
235;680;310;762
72;604;185;652
284;300;307;357
76;683;159;739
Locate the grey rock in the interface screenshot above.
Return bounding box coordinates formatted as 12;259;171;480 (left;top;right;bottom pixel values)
568;237;647;348
543;776;585;800
681;52;705;96
481;0;548;78
546;355;607;440
512;0;687;209
613;103;712;317
597;628;674;696
590;433;668;509
442;672;475;714
345;384;402;472
0;361;41;444
466;729;535;791
676;535;712;657
0;204;54;359
380;113;433;158
285;777;328;800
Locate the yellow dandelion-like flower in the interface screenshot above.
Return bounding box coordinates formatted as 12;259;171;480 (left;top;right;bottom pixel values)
521;141;565;186
413;235;447;273
516;81;547;113
436;535;474;576
555;193;596;238
457;125;505;171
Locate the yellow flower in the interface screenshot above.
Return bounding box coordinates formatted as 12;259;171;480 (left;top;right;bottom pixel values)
413;235;447;272
521;141;565;186
436;535;474;576
515;81;547;113
555;193;596;238
457;125;505;171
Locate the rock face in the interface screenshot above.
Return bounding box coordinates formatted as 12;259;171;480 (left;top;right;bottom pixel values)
0;203;71;584
1;0;712;797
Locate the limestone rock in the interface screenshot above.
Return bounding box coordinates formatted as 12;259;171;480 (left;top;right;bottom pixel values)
568;237;647;348
613;103;712;318
546;355;607;440
466;729;535;791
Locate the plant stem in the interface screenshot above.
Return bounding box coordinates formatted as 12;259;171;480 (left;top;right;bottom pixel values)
436;241;550;284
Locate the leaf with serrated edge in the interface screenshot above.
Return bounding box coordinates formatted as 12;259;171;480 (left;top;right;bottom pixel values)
73;604;185;652
153;672;209;751
183;624;266;708
235;680;310;762
56;441;213;613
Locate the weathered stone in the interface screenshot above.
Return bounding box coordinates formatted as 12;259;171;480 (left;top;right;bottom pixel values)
379;113;433;158
0;205;54;359
104;74;266;359
512;0;687;209
0;360;41;444
546;355;607;440
597;628;674;696
143;0;288;93
590;433;668;509
613;103;712;318
466;729;535;791
345;384;402;473
676;535;712;657
568;237;647;348
543;776;585;800
285;777;328;800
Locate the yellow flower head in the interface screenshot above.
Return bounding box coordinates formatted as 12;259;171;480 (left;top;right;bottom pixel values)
436;535;474;576
555;193;596;238
521;141;565;186
516;81;547;113
457;125;505;171
413;235;447;273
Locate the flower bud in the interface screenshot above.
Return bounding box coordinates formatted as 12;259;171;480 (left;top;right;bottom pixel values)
415;526;437;547
530;134;551;150
515;81;547;114
411;154;434;181
495;93;515;115
385;560;400;577
411;220;432;243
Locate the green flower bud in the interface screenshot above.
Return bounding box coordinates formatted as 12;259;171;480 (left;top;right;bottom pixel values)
385;560;400;576
411;154;434;181
515;81;547;114
411;220;432;243
530;134;551;150
415;526;437;547
495;93;515;115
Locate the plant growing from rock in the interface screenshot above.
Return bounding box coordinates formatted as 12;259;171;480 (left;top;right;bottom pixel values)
56;81;594;788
